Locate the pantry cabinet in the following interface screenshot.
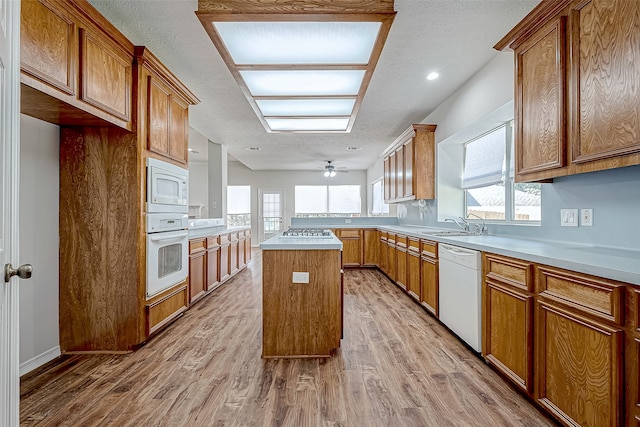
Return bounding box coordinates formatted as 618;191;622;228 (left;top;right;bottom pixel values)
21;0;133;129
383;124;437;203
482;254;534;393
496;0;640;182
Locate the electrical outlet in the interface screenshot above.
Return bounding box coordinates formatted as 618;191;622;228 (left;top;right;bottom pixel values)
581;208;593;226
560;209;579;227
345;219;352;224
292;272;309;283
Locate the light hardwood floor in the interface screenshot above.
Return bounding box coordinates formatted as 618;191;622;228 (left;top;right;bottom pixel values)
21;249;555;426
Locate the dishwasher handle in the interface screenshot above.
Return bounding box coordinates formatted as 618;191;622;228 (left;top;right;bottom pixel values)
439;244;481;268
439;243;478;255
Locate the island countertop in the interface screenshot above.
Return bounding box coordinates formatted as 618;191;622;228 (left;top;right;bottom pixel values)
260;233;343;250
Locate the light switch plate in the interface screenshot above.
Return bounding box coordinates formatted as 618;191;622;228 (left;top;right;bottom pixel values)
580;208;593;226
292;272;309;283
560;209;579;227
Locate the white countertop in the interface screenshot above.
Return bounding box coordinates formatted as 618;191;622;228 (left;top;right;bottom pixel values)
293;223;640;285
188;225;251;239
260;233;343;250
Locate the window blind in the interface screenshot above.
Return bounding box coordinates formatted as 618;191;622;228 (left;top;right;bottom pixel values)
462;125;506;189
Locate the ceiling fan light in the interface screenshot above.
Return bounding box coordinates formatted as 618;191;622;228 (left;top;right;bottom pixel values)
324;170;330;177
330;170;337;177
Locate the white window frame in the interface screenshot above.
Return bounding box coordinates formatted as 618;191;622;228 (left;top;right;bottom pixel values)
227;185;251;226
464;121;541;225
294;185;362;217
370;177;389;216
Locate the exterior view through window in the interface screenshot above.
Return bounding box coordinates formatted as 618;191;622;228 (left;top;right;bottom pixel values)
463;122;541;222
371;178;390;216
295;185;361;217
227;185;251;226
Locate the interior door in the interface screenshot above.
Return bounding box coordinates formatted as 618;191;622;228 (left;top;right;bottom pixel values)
258;188;284;242
1;0;22;424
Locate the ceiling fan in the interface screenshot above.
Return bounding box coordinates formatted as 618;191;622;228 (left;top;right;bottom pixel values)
321;161;348;177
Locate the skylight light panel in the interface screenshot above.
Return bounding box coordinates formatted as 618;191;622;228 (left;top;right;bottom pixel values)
266;118;350;131
213;22;381;65
256;99;356;116
240;70;365;96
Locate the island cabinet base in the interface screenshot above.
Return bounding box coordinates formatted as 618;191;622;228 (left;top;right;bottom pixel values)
262;249;342;358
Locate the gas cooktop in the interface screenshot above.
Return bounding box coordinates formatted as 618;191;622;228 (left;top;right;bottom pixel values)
281;228;333;238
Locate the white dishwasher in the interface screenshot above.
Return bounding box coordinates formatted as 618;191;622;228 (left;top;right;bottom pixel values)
438;243;482;352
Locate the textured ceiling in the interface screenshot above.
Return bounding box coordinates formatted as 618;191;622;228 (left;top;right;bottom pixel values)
88;0;539;171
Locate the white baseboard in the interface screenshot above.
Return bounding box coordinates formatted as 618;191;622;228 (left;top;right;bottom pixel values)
20;346;61;376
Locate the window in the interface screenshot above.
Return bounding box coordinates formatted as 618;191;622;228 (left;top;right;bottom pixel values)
463;122;541;222
371;178;389;216
227;185;251;226
295;185;361;217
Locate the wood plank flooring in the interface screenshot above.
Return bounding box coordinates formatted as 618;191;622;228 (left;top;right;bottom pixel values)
20;249;556;426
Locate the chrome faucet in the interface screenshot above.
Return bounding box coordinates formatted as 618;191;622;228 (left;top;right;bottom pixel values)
445;217;469;232
467;213;488;235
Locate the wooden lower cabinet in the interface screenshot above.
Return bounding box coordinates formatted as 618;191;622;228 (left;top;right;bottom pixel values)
337;229;363;267
245;231;252;263
419;240;438;316
230;232;239;274
386;233;397;282
219;236;231;283
146;283;188;336
207;235;220;291
483;254;534;393
188;242;207;304
363;229;378;267
395;235;407;291
379;232;388;274
406;244;421;301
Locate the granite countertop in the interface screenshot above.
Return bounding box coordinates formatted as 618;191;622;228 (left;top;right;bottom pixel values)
292;223;640;285
260;233;343;250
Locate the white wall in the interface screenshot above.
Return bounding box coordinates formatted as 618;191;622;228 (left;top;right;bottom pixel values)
19;115;60;375
188;161;208;218
228;161;367;242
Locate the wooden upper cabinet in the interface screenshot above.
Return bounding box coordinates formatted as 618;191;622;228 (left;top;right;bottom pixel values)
21;0;77;95
135;47;199;165
20;0;134;130
515;16;566;179
570;0;640;164
382;124;437;203
79;28;132;122
497;0;640;182
383;157;391;202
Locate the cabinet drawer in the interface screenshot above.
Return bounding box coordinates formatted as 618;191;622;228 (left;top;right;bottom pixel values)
387;233;396;244
485;254;533;292
421;239;437;258
395;234;407;248
537;266;625;325
339;229;361;239
219;234;230;245
146;284;188;335
408;237;420;253
230;232;239;242
207;235;220;248
379;231;387;242
189;238;206;254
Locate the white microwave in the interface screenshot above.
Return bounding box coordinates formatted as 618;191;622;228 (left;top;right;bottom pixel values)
146;158;188;213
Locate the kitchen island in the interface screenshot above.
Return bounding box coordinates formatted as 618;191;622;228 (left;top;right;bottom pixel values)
260;231;343;358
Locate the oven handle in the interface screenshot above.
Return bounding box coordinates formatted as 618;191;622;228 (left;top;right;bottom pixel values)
149;230;188;242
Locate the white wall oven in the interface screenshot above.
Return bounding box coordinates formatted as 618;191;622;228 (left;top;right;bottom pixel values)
146;213;189;299
146;157;190;299
146;157;188;213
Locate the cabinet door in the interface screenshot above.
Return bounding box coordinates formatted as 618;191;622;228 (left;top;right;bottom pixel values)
395;146;404;200
378;235;388;274
389;152;396;201
484;280;533;393
386;242;396;282
219;244;230;282
407;250;420;301
21;0;77;95
230;240;239;274
363;229;378;267
339;230;362;267
536;300;623;427
515;16;566;179
383;157;391;202
147;76;171;157
169;95;189;163
79;28;132;122
395;247;407;291
403;139;413;198
571;0;640;164
420;255;438;316
207;248;220;290
188;251;206;304
245;233;252;263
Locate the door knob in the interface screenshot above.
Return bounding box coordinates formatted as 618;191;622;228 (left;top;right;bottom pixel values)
4;263;33;283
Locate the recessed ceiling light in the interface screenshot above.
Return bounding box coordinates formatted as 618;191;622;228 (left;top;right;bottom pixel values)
426;72;440;81
245;147;261;151
346;146;362;150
